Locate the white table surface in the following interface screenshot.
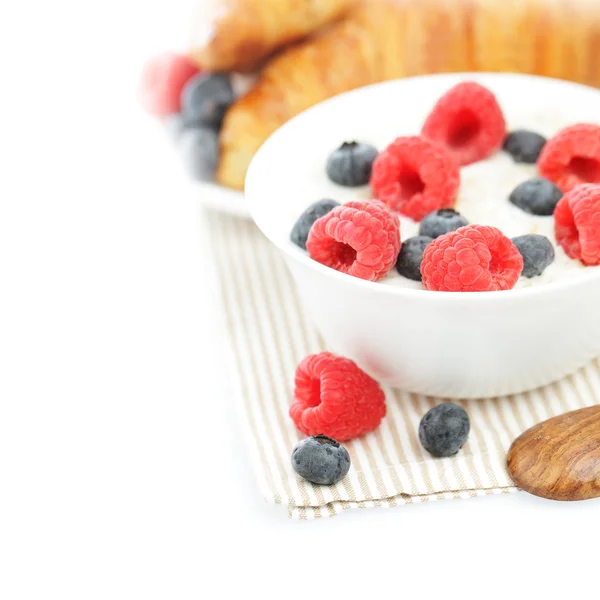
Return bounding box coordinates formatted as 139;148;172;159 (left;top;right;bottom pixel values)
1;0;597;598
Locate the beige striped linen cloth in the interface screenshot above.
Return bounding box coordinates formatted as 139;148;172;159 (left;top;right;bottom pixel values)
203;208;600;519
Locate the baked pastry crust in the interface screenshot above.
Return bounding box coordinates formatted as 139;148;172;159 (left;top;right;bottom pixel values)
189;0;356;72
216;0;600;190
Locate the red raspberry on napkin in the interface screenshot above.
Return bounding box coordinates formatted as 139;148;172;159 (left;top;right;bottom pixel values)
290;352;386;441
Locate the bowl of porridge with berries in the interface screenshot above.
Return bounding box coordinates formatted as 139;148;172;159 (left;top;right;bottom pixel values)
247;73;600;398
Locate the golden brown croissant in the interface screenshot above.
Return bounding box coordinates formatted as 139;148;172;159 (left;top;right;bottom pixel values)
188;0;357;72
216;0;600;190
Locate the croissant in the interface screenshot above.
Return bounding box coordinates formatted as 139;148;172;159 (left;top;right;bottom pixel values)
216;0;600;190
188;0;356;72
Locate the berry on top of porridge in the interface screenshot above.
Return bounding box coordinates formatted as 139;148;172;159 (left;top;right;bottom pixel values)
290;81;600;292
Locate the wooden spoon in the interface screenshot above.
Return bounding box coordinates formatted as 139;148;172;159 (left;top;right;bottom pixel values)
507;405;600;501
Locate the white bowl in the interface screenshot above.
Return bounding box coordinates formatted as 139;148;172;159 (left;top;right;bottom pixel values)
247;73;600;398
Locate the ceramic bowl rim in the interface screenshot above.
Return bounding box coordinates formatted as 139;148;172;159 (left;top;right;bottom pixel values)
247;72;600;304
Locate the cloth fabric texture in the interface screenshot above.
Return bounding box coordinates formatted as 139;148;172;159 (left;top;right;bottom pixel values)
204;209;600;519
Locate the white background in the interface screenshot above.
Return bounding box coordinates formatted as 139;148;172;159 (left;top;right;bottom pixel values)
0;1;597;598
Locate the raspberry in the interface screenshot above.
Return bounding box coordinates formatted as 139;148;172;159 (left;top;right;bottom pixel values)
370;136;460;221
421;225;523;292
554;184;600;265
306;200;400;281
537;124;600;193
421;81;506;166
289;353;386;441
139;53;200;117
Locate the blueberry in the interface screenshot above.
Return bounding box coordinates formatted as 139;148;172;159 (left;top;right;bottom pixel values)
326;141;378;186
181;73;234;129
419;403;470;458
395;236;433;281
179;127;219;181
509;177;563;216
418;209;469;239
512;234;555;278
503;130;547;163
291;435;351;485
290;199;340;250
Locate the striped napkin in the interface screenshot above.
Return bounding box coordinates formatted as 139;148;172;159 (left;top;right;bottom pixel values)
203;208;600;519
